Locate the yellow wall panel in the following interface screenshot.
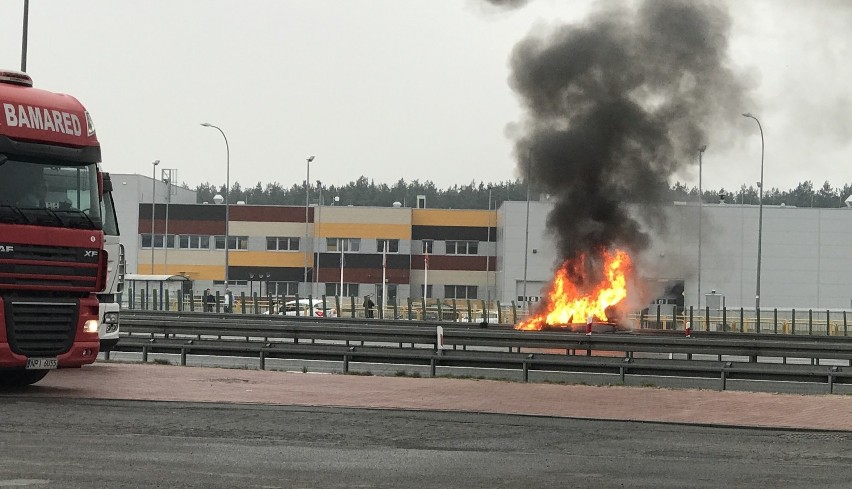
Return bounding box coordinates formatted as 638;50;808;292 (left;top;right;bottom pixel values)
412;209;495;227
139;250;221;272
143;251;308;275
147;264;224;281
147;249;224;266
229;251;308;267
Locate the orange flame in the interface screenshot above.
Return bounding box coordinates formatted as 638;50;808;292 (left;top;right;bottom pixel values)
516;249;632;331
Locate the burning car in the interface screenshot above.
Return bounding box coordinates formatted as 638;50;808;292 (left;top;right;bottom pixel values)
517;248;632;332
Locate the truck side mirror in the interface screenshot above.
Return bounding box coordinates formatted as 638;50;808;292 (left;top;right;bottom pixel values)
102;172;113;193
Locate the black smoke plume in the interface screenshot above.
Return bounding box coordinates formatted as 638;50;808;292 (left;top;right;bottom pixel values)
508;0;748;280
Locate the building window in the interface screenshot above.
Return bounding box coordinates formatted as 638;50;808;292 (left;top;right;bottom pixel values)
266;237;300;251
215;235;248;250
325;282;360;297
422;240;433;254
327;238;360;252
376;239;399;253
420;284;433;299
178;235;210;249
377;284;398;302
444;285;478;299
446;240;478;255
141;234;175;249
267;281;299;296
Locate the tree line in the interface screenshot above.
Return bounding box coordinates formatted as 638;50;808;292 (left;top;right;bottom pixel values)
189;177;852;209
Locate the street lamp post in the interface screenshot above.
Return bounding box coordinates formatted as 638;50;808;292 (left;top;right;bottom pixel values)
304;156;315;294
742;113;765;327
522;150;532;317
697;145;707;311
150;160;159;274
201;123;231;290
162;168;175;275
20;0;29;72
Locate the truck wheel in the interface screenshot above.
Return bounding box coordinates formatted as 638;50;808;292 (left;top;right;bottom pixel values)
0;370;50;388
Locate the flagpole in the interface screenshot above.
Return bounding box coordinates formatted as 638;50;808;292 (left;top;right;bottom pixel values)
382;240;388;311
486;186;492;313
339;239;344;298
522;149;532;317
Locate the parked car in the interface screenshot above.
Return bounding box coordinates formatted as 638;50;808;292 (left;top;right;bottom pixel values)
277;299;337;318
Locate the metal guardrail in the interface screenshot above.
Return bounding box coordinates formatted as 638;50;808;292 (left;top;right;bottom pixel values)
122;289;852;334
112;311;852;393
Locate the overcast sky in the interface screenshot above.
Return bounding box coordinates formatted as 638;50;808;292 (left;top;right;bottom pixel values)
0;0;850;194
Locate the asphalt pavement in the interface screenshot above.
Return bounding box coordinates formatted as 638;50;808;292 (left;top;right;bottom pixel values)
3;361;852;488
2;397;852;488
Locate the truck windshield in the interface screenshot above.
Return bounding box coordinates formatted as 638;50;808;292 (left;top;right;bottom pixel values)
0;157;102;230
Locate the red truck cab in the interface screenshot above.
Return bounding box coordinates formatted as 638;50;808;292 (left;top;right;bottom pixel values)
0;70;105;386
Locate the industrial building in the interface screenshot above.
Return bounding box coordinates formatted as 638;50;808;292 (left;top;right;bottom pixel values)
111;174;852;312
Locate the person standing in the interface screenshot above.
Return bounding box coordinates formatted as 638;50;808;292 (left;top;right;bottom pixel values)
363;294;375;318
202;288;210;312
224;289;233;313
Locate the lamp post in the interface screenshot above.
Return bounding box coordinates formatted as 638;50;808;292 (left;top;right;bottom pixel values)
304;156;315;293
522;150;532;317
201;123;230;290
742;113;765;322
150;160;159;274
697;145;707;311
20;0;29;71
162;168;175;275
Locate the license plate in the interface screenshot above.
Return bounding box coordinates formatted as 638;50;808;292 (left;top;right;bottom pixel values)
25;358;58;370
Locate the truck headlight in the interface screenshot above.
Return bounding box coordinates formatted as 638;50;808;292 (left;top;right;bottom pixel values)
104;312;119;324
83;320;99;334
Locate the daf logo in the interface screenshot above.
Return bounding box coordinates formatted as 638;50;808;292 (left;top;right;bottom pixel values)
0;245;13;253
84;250;99;257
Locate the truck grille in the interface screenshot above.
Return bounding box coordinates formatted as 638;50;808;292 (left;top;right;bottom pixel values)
0;243;99;291
5;300;78;356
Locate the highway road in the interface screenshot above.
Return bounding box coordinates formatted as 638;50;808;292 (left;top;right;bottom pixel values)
2;396;852;488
